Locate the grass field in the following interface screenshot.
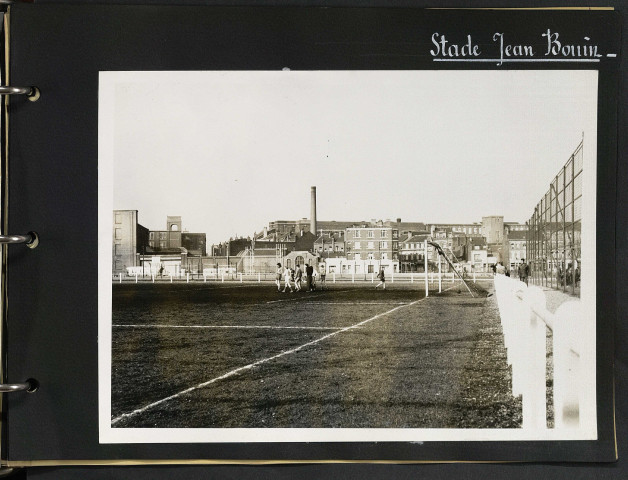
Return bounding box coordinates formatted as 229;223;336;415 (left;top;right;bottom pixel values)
110;281;522;429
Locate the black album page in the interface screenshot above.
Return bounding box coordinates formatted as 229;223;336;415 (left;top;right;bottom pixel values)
1;3;620;465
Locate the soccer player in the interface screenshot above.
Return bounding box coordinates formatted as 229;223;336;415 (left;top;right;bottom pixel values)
375;267;386;289
305;263;314;291
319;261;327;290
283;265;294;293
294;264;303;291
275;263;282;292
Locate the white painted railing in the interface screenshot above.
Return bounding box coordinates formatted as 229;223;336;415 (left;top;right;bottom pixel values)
493;274;591;431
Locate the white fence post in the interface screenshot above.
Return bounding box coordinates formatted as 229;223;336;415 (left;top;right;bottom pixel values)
203;273;207;283
135;273;138;283
239;273;243;283
258;273;261;283
170;274;173;283
493;275;586;432
522;286;547;430
151;273;155;283
371;273;374;283
424;240;429;297
352;271;355;283
221;273;224;283
553;301;583;429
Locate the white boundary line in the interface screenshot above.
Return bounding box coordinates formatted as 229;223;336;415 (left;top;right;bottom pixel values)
113;324;341;330
288;301;410;305
265;289;353;304
111;296;428;425
258;300;409;307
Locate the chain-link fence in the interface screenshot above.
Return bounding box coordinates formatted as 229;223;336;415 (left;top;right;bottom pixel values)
527;141;582;296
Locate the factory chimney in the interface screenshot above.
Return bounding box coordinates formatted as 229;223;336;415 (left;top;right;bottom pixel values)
310;186;317;234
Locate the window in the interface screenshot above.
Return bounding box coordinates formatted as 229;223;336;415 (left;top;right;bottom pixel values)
367;254;374;261
115;228;122;240
380;229;387;237
115;214;122;224
354;241;361;249
380;241;388;249
354;230;361;238
367;242;374;249
170;224;179;231
367;230;374;238
381;253;388;260
355;253;361;261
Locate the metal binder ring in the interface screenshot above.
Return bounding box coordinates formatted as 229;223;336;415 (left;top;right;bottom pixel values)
0;382;32;393
0;86;33;96
0;232;39;248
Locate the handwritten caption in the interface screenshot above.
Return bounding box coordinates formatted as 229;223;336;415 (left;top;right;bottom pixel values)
430;30;605;65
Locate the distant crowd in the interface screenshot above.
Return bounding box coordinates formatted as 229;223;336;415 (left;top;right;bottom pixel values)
493;258;580;288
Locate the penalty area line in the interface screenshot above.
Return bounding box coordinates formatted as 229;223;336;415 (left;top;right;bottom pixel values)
110;295;427;426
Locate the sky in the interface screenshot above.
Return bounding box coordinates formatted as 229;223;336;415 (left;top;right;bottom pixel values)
106;70;597;245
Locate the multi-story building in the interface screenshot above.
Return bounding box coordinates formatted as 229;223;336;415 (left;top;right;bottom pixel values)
505;222;527;233
112;210;149;274
148;216;206;256
149;216;181;250
253;229;317;256
508;230;527;269
481;215;511;265
344;221;399;263
469;245;489;270
268;219;368;237
428;222;482;236
399;234;431;272
482;216;505;244
268;219;312;235
181;232;207;256
313;233;345;256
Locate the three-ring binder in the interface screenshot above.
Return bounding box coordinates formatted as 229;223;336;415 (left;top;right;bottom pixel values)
0;19;41;413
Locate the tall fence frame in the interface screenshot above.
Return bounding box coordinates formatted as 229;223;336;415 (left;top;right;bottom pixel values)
526;140;583;296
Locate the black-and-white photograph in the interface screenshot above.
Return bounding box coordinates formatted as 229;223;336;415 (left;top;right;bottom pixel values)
98;70;597;443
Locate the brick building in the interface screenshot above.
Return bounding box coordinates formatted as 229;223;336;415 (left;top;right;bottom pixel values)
344;221;399;262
